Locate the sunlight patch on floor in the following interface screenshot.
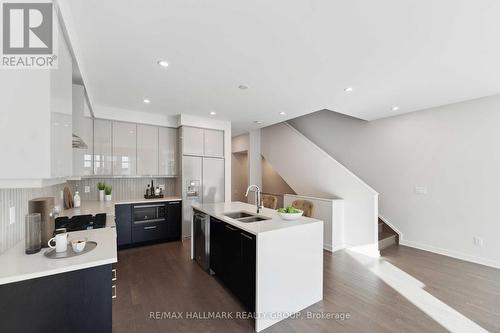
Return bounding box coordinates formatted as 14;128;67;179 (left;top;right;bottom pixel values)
346;250;490;333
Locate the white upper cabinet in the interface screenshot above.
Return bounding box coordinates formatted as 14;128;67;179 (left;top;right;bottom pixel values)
72;85;93;176
137;124;159;176
182;126;224;158
0;17;73;187
93;119;112;175
182;126;204;156
159;127;178;176
50;22;73;178
203;129;224;157
112;121;137;176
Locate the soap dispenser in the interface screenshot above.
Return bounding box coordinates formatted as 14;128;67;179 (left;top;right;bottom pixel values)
74;190;81;208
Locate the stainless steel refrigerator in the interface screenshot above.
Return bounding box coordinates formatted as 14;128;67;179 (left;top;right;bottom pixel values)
182;156;225;238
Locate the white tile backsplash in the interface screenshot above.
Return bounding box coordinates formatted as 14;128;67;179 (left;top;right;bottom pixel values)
67;178;177;201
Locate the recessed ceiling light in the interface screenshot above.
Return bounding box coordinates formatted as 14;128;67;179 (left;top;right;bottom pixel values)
392;106;400;111
254;120;263;125
344;87;353;92
210;111;216;115
279;111;286;115
157;60;169;68
143;99;151;104
238;85;249;90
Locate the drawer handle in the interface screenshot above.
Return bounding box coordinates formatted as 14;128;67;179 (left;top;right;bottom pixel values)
144;226;158;230
112;285;117;299
225;225;237;231
168;202;179;205
112;269;117;281
241;232;253;240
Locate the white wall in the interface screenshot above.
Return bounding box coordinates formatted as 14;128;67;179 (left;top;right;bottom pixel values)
289;96;500;268
231;152;248;202
231;133;249;153
261;123;379;255
247;130;262;204
94;105;178;128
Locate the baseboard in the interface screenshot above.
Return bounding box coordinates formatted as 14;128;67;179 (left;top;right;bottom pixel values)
323;244;346;253
400;239;500;270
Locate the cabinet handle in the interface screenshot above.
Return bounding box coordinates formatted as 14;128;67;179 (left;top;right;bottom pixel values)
168;202;179;205
225;225;238;231
112;269;117;281
144;226;158;230
112;285;117;299
241;232;253;240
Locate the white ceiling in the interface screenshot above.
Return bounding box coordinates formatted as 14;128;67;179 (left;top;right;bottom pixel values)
62;0;500;135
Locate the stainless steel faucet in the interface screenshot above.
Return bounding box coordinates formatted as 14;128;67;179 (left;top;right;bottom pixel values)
245;185;263;214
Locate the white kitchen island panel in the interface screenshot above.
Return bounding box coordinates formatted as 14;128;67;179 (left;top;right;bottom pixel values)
255;221;323;332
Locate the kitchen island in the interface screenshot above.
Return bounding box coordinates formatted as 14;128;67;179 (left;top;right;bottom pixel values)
192;201;324;332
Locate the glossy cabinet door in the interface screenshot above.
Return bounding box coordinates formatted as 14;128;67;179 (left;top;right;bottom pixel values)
112;121;137;176
137;124;158;176
181;126;204;156
72;117;93;176
202;157;225;203
50;112;72;177
93;119;113;175
50;29;73;178
115;204;132;246
167;201;182;239
203;129;224;157
159;127;178;176
239;230;256;312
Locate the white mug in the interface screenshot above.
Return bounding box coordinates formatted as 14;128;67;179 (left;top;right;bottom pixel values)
48;233;68;253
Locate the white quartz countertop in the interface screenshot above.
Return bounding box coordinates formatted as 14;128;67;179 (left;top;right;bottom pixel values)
192;201;323;235
0;227;117;285
61;196;182;218
0;197;182;286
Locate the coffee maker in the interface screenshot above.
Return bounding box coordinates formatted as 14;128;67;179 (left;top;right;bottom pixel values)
28;197;57;248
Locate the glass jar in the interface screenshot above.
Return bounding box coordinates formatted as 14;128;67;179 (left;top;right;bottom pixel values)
25;213;41;254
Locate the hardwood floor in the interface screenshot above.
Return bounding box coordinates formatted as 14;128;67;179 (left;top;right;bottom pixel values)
113;241;500;333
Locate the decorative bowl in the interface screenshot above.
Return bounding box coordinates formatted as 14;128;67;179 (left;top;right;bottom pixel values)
277;210;303;221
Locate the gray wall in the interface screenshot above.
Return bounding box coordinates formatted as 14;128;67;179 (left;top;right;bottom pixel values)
262;157;296;208
231;153;248;202
289;94;500;267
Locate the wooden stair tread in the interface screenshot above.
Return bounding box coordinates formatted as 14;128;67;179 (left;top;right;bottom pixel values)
378;232;396;241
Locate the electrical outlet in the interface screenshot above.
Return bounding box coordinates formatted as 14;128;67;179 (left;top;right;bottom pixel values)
84;186;90;193
159;184;165;191
415;186;428;195
9;206;15;224
473;236;484;247
60;190;64;200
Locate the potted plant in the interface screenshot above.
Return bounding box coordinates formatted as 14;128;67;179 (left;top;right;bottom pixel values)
104;185;113;201
97;182;106;201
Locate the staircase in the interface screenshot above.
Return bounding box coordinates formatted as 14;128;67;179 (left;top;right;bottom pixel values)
261;122;380;256
378;218;399;250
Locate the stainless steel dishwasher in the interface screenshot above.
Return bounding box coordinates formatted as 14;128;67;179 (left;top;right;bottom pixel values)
193;210;210;271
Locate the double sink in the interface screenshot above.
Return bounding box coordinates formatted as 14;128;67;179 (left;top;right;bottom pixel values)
223;211;271;223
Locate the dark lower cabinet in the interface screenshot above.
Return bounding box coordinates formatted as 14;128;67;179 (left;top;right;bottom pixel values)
210;217;224;276
115;204;132;246
239;230;256;312
167;201;182;239
116;201;182;248
209;217;256;312
0;265;112;333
